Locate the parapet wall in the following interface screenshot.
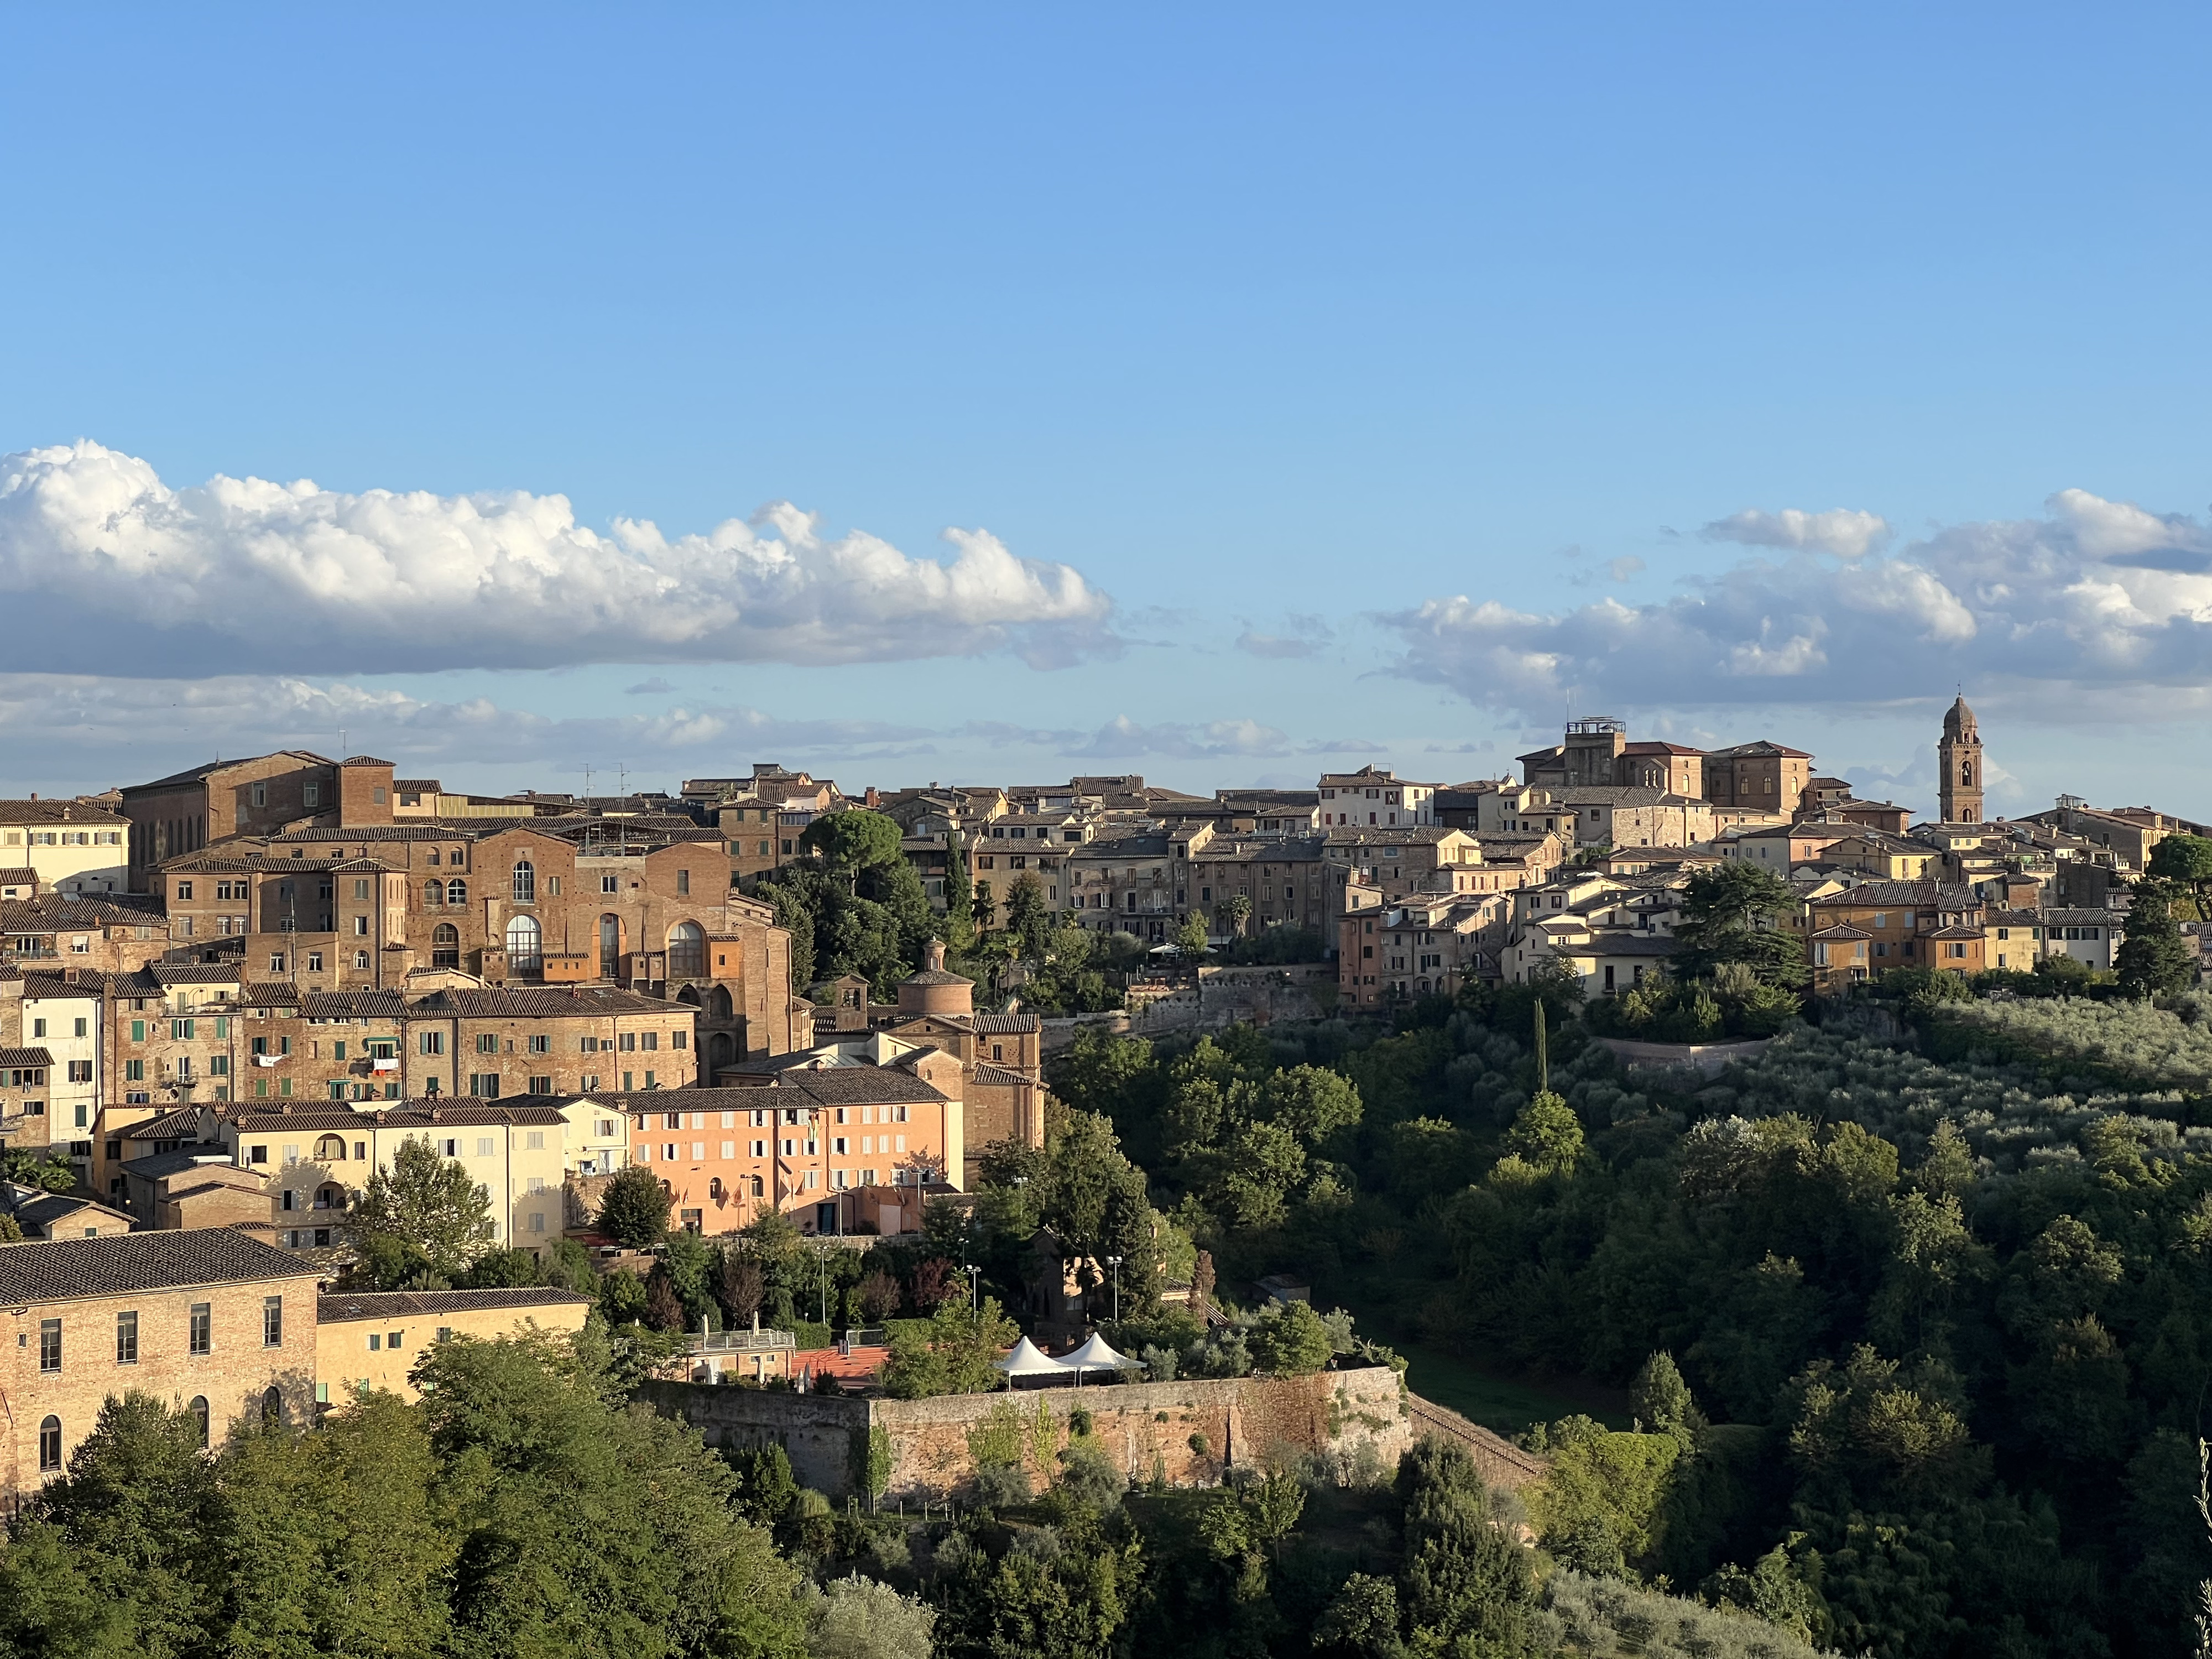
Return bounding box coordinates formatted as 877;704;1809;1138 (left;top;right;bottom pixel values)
639;1365;1414;1501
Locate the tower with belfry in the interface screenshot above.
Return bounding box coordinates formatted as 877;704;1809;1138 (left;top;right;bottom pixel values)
1938;695;1984;824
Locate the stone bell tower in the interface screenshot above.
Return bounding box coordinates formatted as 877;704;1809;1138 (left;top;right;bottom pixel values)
1938;695;1983;824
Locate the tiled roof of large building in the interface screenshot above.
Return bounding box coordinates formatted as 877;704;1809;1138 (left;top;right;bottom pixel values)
235;984;681;1019
971;1012;1041;1035
124;752;336;794
317;1287;594;1322
0;1229;317;1304
0;799;127;825
1;894;166;930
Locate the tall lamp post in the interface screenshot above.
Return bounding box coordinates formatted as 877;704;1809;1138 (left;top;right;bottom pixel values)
963;1262;980;1313
1105;1254;1122;1324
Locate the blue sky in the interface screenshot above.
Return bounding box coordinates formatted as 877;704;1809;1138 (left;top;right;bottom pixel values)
4;5;2211;817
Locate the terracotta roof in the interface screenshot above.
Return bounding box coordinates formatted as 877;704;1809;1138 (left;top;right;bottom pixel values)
1;894;166;930
392;780;442;794
970;1062;1035;1087
1811;924;1873;941
0;868;38;888
0;1047;54;1069
0;1229;317;1303
971;1013;1040;1035
317;1287;593;1322
0;800;127;825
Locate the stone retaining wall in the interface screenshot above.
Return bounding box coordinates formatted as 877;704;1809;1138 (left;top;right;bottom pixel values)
638;1365;1412;1501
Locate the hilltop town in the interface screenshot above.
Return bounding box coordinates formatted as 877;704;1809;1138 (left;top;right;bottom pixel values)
3;702;2208;1657
1;697;2197;1480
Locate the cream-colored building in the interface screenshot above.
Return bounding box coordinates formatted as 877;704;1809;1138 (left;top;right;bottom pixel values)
174;1099;571;1250
0;801;129;898
315;1286;594;1402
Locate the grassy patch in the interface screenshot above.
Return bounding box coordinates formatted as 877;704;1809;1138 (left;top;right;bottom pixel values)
1394;1338;1630;1434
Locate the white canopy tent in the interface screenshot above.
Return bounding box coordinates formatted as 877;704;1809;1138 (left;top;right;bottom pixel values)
994;1336;1070;1380
1057;1332;1139;1374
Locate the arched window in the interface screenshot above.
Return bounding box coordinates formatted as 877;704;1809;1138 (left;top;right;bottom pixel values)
505;914;542;971
38;1415;61;1472
352;950;370;971
314;1134;347;1162
189;1396;209;1448
432;924;460;970
512;859;535;902
316;1183;347;1209
667;920;705;979
446;878;467;906
262;1386;283;1427
745;1174;764;1199
422;879;443;909
708;1177;724;1201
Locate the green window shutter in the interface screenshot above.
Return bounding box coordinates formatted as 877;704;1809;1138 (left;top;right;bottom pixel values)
131;1019;145;1042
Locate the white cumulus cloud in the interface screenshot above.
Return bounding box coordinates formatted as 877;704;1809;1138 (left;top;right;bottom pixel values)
1389;489;2212;721
0;441;1115;675
1703;506;1892;559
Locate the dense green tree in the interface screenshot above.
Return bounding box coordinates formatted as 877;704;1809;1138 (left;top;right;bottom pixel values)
2116;875;2194;997
216;1394;456;1656
880;1300;1019;1398
1004;870;1051;958
596;1162;672;1249
945;838;975;950
350;1135;497;1278
415;1329;804;1658
0;1392;223;1659
1250;1300;1333;1375
801;808;905;884
2147;831;2212;915
1671;862;1811;989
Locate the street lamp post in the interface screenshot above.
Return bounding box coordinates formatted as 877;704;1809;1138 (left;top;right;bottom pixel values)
1106;1254;1122;1324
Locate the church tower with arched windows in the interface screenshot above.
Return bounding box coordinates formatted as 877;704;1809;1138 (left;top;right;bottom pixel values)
1939;695;1984;823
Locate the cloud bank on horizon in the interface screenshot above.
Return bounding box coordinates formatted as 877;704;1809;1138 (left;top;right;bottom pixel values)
1391;489;2212;722
0;441;1116;675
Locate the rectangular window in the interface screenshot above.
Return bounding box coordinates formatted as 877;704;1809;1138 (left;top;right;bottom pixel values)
126;1058;145;1082
190;1302;211;1354
421;1032;445;1055
368;1333;382;1352
528;1077;551;1097
527;1034;550;1055
676;869;690;895
671;1030;687;1050
469;1074;498;1099
116;1311;138;1365
641;1031;659;1051
476;1032;497;1054
528;1212;546;1233
40;1317;61;1373
619;1032;637;1052
263;1296;283;1347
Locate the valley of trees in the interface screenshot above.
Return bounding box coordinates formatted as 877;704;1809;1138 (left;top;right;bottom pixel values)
1048;975;2212;1657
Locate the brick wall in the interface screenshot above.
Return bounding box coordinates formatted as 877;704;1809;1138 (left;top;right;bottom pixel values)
639;1365;1412;1502
1;1274;320;1501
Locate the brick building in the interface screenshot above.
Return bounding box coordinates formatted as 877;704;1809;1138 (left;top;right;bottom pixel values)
0;1230;321;1503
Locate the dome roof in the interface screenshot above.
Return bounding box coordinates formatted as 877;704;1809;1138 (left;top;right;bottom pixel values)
1942;695;1978;740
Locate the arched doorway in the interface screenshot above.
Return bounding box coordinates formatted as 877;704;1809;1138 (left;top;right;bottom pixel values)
707;985;733;1021
431;924;459;969
708;1030;734;1076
